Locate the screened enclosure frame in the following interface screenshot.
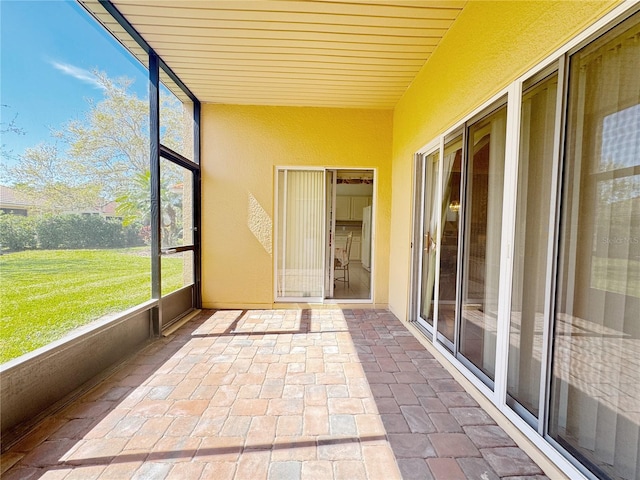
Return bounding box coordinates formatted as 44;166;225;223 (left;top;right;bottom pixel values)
1;0;203;449
91;0;202;331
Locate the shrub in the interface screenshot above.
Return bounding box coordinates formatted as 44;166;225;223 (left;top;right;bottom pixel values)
124;222;145;248
0;213;145;251
36;214;125;249
36;215;67;249
0;214;37;251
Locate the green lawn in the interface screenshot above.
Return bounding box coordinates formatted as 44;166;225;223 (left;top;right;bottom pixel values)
0;248;183;363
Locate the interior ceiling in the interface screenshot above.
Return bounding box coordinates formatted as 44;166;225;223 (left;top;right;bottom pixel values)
82;1;466;109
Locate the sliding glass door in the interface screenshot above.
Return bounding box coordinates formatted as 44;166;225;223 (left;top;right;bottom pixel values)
459;105;507;383
413;104;506;386
275;167;374;302
549;16;640;479
507;71;559;423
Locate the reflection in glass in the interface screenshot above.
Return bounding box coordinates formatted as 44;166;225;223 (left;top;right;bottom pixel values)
162;250;194;295
459;105;507;382
549;15;640;480
160;159;193;249
507;73;558;418
160;72;195;161
438;136;463;345
159;159;194;296
420;150;440;326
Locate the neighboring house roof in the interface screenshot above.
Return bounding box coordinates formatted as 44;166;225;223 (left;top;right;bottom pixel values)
0;185;119;216
101;200;118;216
0;185;38;210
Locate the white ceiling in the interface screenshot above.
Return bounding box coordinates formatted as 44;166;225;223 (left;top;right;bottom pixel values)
82;1;466;109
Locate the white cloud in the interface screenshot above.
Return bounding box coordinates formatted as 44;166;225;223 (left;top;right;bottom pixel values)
50;61;105;90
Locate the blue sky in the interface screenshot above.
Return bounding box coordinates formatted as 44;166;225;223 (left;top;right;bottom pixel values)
1;0;148;162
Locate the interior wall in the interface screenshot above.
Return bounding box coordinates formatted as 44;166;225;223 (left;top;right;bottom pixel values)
200;105;393;309
388;0;620;321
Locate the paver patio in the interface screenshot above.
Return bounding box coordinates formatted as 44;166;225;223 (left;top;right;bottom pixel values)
1;309;548;479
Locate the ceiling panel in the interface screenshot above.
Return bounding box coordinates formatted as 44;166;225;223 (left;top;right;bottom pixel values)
81;1;466;109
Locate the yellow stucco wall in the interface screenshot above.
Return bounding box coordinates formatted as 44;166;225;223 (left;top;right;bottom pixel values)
388;0;620;321
201;105;393;309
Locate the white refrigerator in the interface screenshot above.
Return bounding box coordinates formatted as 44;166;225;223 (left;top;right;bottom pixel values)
361;205;372;271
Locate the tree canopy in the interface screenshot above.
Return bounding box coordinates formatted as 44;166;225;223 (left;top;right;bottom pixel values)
2;70;189;245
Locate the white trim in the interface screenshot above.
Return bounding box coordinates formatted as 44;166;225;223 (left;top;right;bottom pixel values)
415;88;509;156
433;339;496;402
537;55;568;438
415;152;427;325
369;168;377;304
322;168;328;300
500;406;592;480
416;138;441;156
276;166;326;171
432;137;445;338
494;80;523;407
273;167;281;301
408;153;421;322
327;169;337;298
323;299;373;305
415;165;429;329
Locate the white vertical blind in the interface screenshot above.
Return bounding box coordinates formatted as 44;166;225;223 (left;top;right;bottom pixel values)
277;169;325;299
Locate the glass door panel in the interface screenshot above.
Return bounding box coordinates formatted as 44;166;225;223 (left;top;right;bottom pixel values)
160;159;193;251
276;169;325;300
331;170;374;300
438;136;463;347
459;105;507;383
157;148;198;330
419;150;440;328
160;158;195;295
549;15;640;480
507;73;558;420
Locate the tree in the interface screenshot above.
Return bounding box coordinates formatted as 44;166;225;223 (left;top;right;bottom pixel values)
7;142;103;212
1;105;26;178
61;72;150;200
3;70;188;243
1;106;26;140
115;169;183;247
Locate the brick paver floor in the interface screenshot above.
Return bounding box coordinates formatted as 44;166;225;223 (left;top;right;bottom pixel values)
1;309;549;479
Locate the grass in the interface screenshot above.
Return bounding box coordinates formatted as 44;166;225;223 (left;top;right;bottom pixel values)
0;248;183;363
